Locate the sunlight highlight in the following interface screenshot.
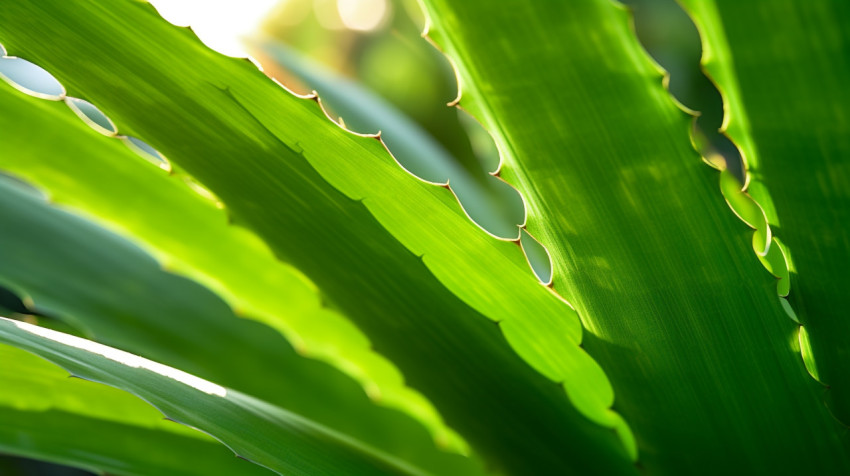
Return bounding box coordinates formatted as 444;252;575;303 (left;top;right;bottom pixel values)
148;0;280;57
337;0;388;31
11;318;227;397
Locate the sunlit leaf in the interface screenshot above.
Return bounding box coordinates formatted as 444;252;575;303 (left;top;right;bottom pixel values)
0;317;438;475
0;174;482;476
0;0;632;472
0;74;456;453
0;343;271;476
419;0;850;473
252;39;524;239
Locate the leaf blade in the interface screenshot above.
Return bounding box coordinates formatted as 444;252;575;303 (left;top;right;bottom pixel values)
0;55;460;453
0;343;272;476
0;318;435;476
680;0;850;423
0;172;482;476
0;1;634;472
418;0;850;472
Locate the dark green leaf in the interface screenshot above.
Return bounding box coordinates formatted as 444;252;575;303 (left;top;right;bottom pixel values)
419;0;850;472
681;0;850;423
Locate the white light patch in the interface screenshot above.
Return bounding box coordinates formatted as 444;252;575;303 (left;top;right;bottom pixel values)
12;319;227;397
337;0;388;32
148;0;280;57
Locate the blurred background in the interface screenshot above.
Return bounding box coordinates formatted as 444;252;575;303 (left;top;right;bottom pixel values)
0;0;742;472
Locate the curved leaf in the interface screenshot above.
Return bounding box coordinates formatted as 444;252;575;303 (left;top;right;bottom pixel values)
418;0;850;473
0;68;456;451
0;0;634;473
252;39;524;239
0;174;482;476
0;317;433;476
0;343;271;476
680;0;850;422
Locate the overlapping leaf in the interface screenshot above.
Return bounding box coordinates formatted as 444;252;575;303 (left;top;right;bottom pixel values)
0;343;271;476
0;67;456;451
680;0;850;423
252;39;524;239
0;317;431;475
0;0;633;473
419;0;850;472
0;172;481;476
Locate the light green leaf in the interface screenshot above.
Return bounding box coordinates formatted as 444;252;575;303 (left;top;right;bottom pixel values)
252;39;524;239
0;343;271;476
0;1;634;473
0;317;439;476
680;0;850;422
0;68;455;452
419;0;850;473
0;174;482;476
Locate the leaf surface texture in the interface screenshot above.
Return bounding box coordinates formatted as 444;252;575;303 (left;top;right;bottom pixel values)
681;0;850;423
0;343;272;476
419;0;850;472
0;0;633;473
0;318;426;475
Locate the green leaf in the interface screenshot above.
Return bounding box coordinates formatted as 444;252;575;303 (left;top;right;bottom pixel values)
0;317;440;476
0;77;487;475
0;71;456;453
418;0;850;473
0;1;635;473
0;343;271;476
680;0;850;422
251;39;524;239
0;174;483;476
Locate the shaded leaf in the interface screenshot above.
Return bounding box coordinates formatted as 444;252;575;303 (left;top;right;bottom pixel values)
681;0;850;423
